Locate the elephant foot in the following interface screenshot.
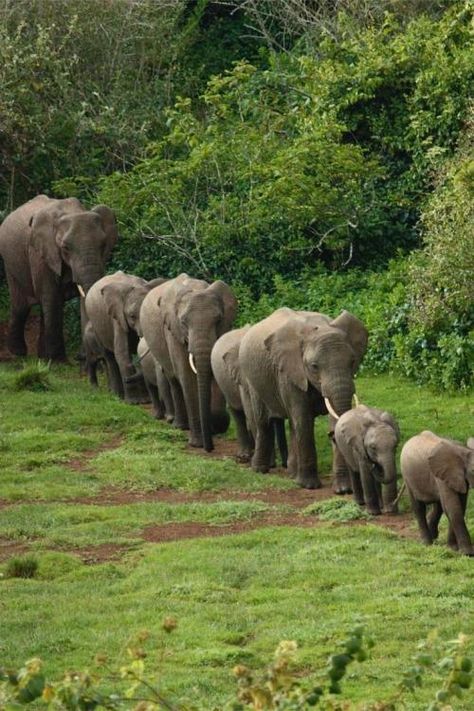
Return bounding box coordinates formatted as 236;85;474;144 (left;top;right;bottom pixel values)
383;504;399;515
460;548;474;557
252;463;270;474
297;476;322;490
333;483;353;495
7;338;28;356
366;506;382;516
152;408;165;420
236;451;252;463
189;435;204;448
165;414;175;424
125;394;150;405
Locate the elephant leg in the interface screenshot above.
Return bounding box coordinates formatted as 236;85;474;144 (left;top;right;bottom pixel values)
43;296;66;361
251;419;274;474
124;374;150;405
427;501;443;541
359;463;382;515
441;492;474;556
146;381;165;419
408;491;432;545
287;421;297;478
6;273;31;356
156;367;174;422
231;407;254;463
382;478;399;514
37;312;46;359
291;410;320;490
350;470;365;507
331;440;352;495
179;371;203;448
103;349;124;398
169;379;188;430
273;418;288;468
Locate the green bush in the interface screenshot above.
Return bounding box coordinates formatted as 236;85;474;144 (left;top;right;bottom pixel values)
13;361;52;392
6;555;38;579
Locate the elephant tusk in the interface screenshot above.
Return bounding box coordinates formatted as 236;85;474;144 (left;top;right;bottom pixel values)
137;346;151;363
324;397;340;421
353;393;360;408
77;284;86;298
188;352;197;375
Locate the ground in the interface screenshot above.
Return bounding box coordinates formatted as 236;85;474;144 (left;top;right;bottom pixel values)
0;358;473;708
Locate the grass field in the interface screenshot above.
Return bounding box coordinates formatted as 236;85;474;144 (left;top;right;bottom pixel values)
1;360;473;708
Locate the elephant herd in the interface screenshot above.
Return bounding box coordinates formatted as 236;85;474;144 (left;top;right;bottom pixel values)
1;196;473;555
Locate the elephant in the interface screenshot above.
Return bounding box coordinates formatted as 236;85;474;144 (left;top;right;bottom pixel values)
333;405;400;515
400;431;474;555
211;325;287;465
82;320;106;387
0;195;118;360
239;307;368;490
140;273;237;451
137;337;174;421
85;271;166;403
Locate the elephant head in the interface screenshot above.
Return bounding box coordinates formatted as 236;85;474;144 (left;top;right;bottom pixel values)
428;437;474;494
360;406;400;484
29;200;118;295
161;276;237;451
265;310;368;419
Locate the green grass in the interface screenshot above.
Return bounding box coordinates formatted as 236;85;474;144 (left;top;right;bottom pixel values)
0;362;473;708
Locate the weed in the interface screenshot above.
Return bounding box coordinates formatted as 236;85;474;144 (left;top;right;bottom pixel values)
13;362;52;392
303;499;370;522
6;555;39;579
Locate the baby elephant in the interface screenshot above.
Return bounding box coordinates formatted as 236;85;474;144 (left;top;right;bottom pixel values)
401;431;474;555
334;405;400;515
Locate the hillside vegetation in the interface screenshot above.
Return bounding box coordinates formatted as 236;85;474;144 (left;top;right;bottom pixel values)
0;0;473;388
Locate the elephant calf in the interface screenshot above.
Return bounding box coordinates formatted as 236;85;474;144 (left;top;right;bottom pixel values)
401;431;474;555
334;405;400;515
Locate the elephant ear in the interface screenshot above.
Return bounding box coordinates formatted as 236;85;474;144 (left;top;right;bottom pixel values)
467;437;474;450
223;345;242;385
92;205;118;261
160;290;186;345
380;410;401;440
101;283;129;332
207;280;238;331
264;320;309;392
330;310;368;372
147;277;167;290
28;208;63;277
428;441;467;494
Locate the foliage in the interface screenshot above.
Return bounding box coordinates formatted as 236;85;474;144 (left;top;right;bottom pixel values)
98;2;473;288
1;626;473;709
5;555;38;579
13;361;52;392
302;499;370;522
0;0;256;213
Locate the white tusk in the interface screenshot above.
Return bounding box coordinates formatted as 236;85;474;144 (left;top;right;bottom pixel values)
324;397;340;421
353;393;360;408
188;352;197;374
77;284;86;298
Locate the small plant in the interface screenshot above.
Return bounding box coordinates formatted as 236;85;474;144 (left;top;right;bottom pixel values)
303;498;370;522
13;361;52;392
6;555;39;579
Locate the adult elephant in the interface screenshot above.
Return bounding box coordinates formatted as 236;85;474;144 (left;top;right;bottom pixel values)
85;271;166;403
0;195;117;360
239;307;368;490
140;273;237;451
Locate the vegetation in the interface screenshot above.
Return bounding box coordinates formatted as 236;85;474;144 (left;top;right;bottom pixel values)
13;360;52;392
0;362;473;708
2;626;473;709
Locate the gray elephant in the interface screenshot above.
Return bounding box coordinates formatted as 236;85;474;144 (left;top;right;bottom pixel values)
82;320;106;387
140;273;237;451
85;271;165;403
239;307;368;490
0;195;117;360
211;326;287;465
334;405;400;515
137;337;174;421
401;431;474;555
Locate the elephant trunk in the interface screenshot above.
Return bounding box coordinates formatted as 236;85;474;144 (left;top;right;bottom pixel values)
323;375;355;419
72;259;105;296
193;347;214;452
372;457;397;485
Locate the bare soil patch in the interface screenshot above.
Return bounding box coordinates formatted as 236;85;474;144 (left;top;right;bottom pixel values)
0;537;30;563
